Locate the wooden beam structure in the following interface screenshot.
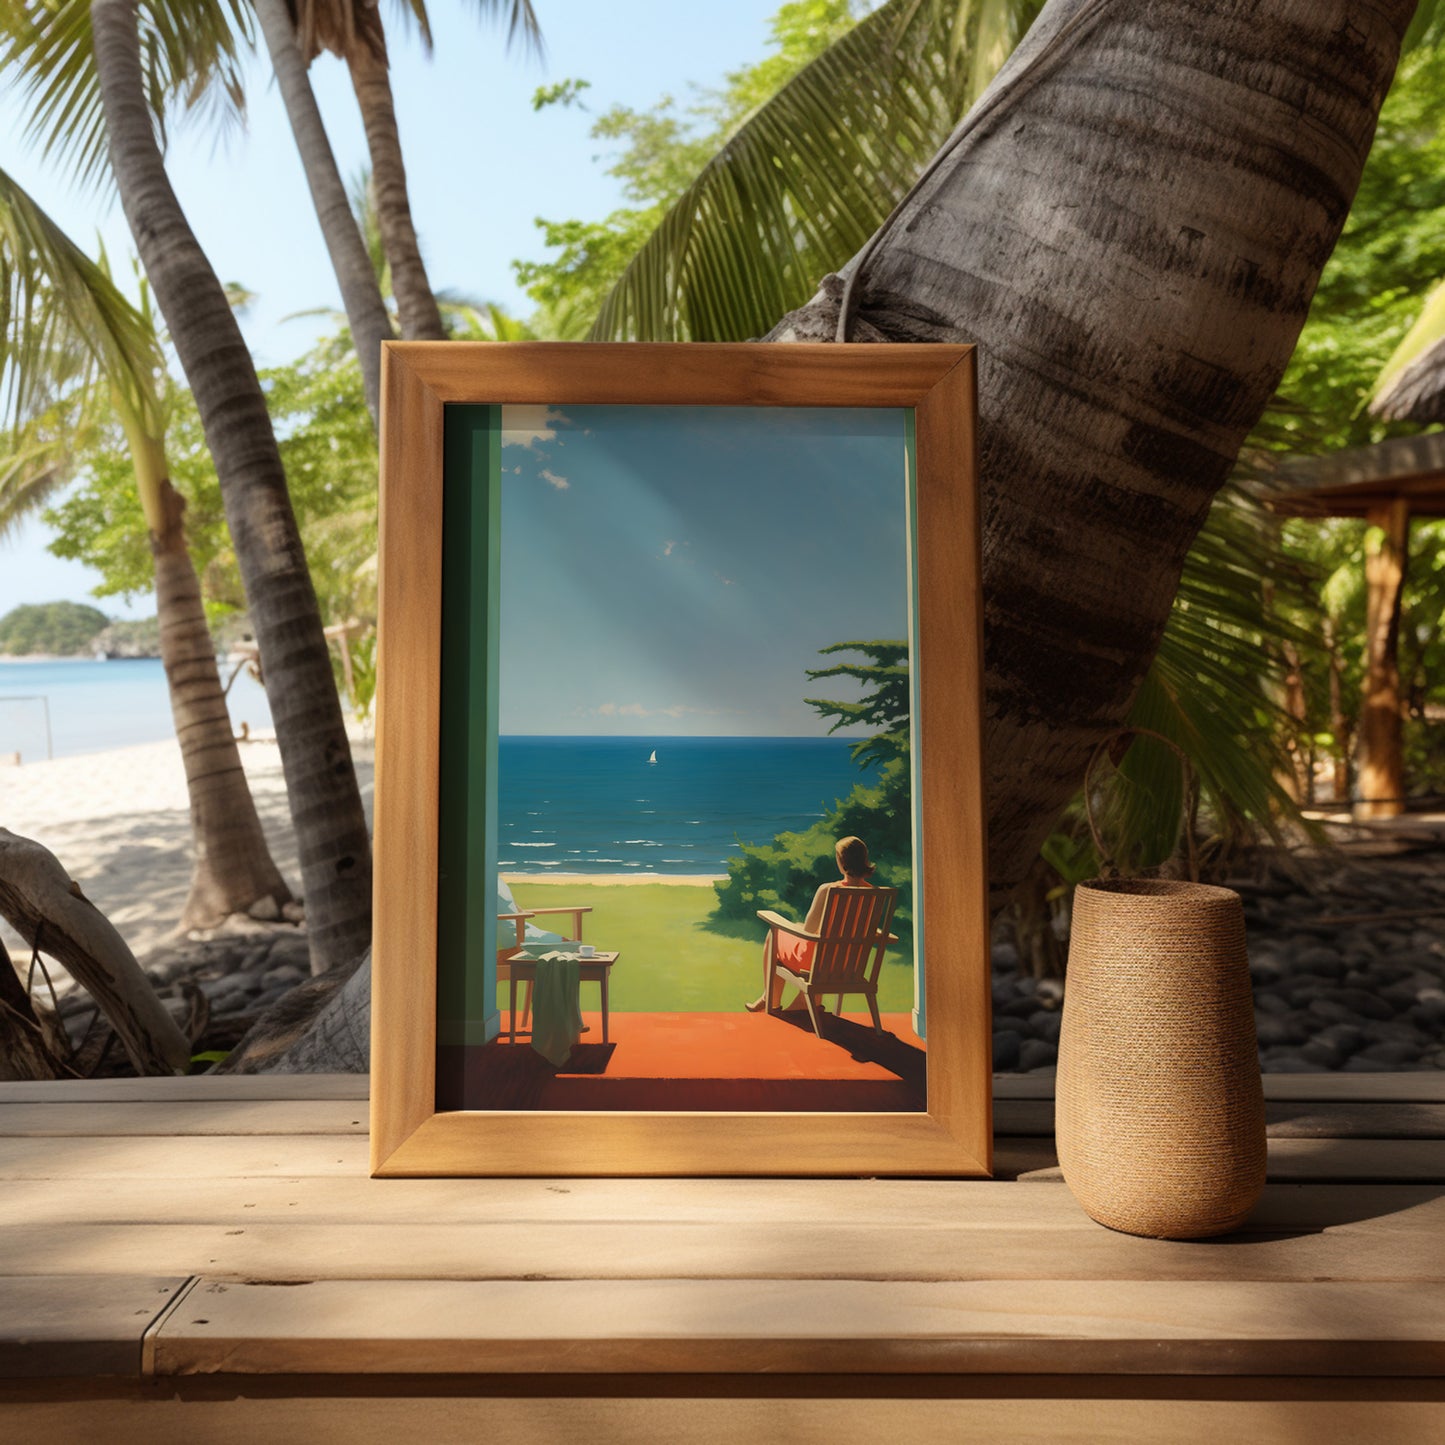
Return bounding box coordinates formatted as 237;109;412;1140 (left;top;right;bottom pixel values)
1268;435;1445;820
1359;500;1410;819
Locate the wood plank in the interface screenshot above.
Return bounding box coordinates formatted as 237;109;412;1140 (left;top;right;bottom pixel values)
0;1176;1436;1236
0;1095;1426;1143
149;1278;1445;1377
0;1135;369;1179
1257;1075;1445;1103
0;1275;188;1378
0;1130;1438;1185
994;1074;1445;1103
0;1102;370;1137
0;1076;368;1104
994;1075;1445;1103
0;1387;1442;1443
1265;1103;1445;1140
2;1217;1439;1286
0;1070;1434;1108
1000;1138;1445;1184
996;1100;1445;1140
1264;1139;1445;1183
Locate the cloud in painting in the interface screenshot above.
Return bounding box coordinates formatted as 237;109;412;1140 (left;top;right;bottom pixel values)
596;701;726;720
501;405;567;449
540;468;569;491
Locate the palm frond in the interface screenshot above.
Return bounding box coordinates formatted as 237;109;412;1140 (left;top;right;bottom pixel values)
0;167;165;427
1108;477;1321;870
0;0;253;190
1404;0;1445;52
591;0;1044;341
0;167;168;536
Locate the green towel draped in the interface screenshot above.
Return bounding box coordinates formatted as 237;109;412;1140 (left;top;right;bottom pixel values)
530;952;583;1066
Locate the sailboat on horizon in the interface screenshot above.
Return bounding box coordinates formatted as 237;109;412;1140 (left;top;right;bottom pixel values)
648;748;657;765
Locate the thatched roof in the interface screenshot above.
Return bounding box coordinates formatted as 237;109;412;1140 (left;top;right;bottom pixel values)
1372;336;1445;424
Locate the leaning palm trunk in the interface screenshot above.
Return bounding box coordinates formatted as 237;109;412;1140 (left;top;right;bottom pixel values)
346;35;446;341
91;0;373;975
149;475;294;927
769;0;1413;910
252;0;394;427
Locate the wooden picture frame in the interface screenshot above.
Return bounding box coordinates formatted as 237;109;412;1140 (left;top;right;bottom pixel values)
371;342;990;1177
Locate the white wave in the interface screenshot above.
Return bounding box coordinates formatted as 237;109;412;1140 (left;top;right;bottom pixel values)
511;842;555;848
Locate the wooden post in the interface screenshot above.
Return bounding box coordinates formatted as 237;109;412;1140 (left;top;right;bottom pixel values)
1356;498;1409;820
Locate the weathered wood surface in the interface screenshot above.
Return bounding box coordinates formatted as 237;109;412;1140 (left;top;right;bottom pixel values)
0;1073;1438;1417
149;1277;1445;1379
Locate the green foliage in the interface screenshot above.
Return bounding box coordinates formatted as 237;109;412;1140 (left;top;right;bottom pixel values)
804;639;910;767
585;0;1044;340
514;0;870;327
714;640;914;938
1278;42;1445;453
0;0;254;190
0;600;109;656
45;334;378;627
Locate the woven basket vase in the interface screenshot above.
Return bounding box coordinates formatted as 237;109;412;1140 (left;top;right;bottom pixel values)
1056;878;1266;1239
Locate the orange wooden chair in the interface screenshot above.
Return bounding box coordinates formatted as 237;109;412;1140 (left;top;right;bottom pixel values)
756;885;899;1037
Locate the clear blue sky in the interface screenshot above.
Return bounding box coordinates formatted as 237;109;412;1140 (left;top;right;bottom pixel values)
0;0;799;619
500;405;910;735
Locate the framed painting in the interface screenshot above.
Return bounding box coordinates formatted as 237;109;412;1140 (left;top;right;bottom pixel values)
371;342;990;1176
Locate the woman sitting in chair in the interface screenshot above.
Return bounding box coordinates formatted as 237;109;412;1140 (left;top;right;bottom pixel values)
744;835;876;1013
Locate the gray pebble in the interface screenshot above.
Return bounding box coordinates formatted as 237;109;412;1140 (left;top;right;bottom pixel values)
992;1030;1022;1070
1019;1039;1057;1071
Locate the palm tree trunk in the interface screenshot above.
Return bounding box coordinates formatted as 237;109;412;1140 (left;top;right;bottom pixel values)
345;34;447;340
91;0;373;975
150;473;295;928
769;0;1414;909
252;0;394;428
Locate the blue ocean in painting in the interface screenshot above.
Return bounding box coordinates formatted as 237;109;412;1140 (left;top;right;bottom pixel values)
498;735;876;875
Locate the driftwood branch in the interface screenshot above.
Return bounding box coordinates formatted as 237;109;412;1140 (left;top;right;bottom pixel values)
0;829;190;1075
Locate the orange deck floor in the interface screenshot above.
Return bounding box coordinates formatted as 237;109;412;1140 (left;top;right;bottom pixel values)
440;1008;927;1111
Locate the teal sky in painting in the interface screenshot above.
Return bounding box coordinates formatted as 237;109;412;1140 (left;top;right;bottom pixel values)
499;405;909;737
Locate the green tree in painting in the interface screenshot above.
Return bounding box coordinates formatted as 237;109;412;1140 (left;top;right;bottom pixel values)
714;641;915;939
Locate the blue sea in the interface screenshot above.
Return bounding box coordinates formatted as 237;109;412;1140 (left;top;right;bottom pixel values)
499;736;875;875
0;658;274;760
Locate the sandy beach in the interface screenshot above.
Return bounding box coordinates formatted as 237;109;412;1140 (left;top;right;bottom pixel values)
1;733;373;962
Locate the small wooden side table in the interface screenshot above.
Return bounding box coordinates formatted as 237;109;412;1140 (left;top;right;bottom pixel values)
505;952;620;1045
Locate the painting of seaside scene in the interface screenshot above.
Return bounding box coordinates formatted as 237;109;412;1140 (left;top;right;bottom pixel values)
442;402;928;1114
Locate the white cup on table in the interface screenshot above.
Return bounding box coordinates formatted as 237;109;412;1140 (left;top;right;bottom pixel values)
578;944;595;958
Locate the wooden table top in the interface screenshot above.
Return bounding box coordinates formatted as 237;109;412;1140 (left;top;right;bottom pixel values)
0;1071;1441;1441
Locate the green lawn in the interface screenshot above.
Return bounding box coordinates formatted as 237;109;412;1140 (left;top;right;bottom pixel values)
508;881;917;1013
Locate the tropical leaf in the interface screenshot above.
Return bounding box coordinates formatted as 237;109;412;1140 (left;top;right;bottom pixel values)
1105;468;1322;871
0;0;253;190
1404;0;1445;52
590;0;1045;341
0;166;167;535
